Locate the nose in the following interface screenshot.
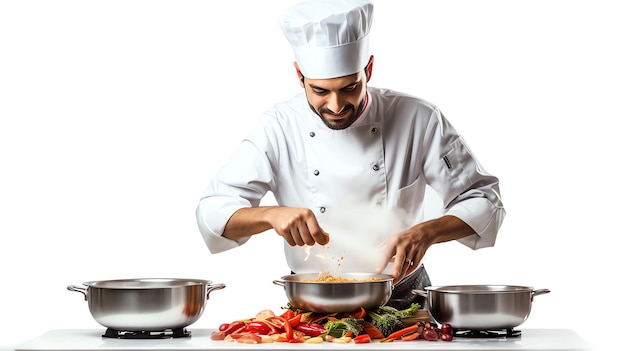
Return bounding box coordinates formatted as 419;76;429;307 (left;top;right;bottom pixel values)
326;93;345;114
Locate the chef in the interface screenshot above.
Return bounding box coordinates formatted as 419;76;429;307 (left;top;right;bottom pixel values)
196;0;505;309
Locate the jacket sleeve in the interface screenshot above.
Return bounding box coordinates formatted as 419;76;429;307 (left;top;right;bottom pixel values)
422;108;506;249
196;121;277;254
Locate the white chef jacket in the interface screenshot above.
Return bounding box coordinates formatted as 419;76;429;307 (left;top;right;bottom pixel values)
196;87;505;274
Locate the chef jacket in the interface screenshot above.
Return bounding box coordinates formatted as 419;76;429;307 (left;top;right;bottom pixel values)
196;87;505;274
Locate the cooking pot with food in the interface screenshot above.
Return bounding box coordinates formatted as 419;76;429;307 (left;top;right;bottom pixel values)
414;285;550;330
273;273;393;313
67;278;225;331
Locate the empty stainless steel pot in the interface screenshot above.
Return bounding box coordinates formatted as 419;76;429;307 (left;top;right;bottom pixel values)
417;285;550;330
68;278;225;331
273;273;393;313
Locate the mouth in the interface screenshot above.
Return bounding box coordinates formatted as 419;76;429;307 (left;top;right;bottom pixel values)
323;109;351;121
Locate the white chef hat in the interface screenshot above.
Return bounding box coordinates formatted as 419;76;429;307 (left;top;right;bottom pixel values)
279;0;373;79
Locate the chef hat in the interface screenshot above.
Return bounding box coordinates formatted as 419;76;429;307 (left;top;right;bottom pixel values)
279;0;373;79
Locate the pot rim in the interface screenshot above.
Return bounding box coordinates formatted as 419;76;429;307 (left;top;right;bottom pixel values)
279;273;393;284
425;284;535;294
82;278;214;289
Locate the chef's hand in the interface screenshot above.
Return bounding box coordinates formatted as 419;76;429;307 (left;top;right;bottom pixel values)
222;206;329;246
268;207;330;246
382;225;433;284
379;216;476;283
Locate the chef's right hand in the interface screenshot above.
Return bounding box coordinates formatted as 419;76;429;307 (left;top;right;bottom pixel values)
269;207;330;246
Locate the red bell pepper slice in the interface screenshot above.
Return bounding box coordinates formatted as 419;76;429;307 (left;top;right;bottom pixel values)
288;313;302;327
353;334;372;344
295;323;326;336
266;316;293;340
351;307;366;319
210;321;245;340
246;321;270;335
281;309;295;319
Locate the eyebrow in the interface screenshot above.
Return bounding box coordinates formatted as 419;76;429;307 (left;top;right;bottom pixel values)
308;80;360;91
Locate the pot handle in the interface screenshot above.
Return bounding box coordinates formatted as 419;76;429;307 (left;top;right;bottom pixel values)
410;289;428;297
531;288;550;301
206;283;226;300
272;280;286;287
67;285;88;301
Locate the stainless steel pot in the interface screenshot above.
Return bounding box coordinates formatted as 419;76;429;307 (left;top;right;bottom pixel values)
414;285;550;330
273;273;393;313
68;278;225;331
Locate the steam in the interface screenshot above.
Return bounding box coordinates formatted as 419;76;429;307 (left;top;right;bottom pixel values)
314;204;409;274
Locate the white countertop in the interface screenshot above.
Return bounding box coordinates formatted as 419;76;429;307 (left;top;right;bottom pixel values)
15;329;591;351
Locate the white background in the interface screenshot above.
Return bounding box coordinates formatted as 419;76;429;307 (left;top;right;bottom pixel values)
1;1;624;350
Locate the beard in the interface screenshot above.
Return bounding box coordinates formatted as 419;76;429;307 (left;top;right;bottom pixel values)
309;98;366;130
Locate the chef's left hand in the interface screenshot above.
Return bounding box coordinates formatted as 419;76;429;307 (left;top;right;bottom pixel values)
382;224;434;284
378;216;476;283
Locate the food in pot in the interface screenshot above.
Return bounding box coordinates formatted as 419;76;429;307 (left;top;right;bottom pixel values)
301;274;384;283
273;273;393;313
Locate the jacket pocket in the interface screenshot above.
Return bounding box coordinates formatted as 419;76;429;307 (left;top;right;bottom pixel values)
442;137;471;192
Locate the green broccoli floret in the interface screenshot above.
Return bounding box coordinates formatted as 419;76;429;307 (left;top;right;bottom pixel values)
379;302;421;319
366;310;405;337
324;317;363;338
366;303;421;337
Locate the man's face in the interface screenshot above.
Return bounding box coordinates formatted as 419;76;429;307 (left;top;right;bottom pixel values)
302;71;368;130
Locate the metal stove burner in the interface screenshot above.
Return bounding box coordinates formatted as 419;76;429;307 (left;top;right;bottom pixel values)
102;328;191;339
454;328;521;338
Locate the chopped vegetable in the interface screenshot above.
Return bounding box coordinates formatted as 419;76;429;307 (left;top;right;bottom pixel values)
378;303;421;319
295;323;327;336
383;324;419;341
323;317;363;338
366;310;405;337
351;307;366;319
366;303;421;337
401;332;420;341
229;332;263;344
211;304;454;344
246;321;270;335
353;334;372;343
362;321;385;339
255;309;275;320
305;336;324;344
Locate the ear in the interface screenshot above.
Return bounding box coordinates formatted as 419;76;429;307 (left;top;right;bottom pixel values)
293;62;305;87
365;55;374;82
